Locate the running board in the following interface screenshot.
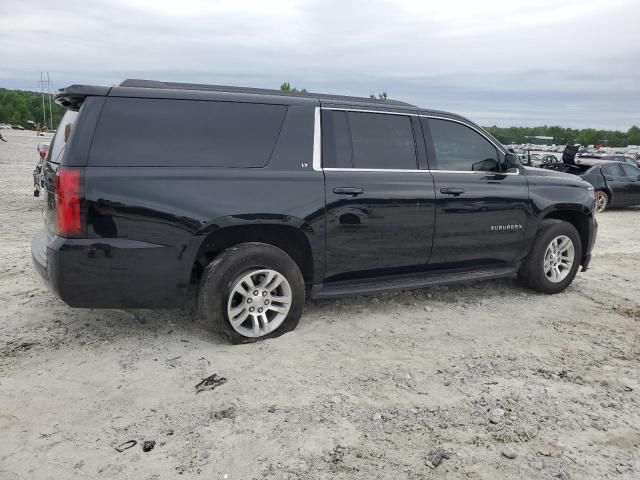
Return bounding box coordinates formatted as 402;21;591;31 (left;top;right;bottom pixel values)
310;266;517;300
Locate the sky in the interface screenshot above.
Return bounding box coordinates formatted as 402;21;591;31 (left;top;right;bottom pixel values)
1;0;639;130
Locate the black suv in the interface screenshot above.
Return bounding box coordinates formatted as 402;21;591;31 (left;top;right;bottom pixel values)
32;79;597;343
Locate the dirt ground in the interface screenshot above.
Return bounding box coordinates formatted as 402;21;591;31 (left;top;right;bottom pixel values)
1;130;638;480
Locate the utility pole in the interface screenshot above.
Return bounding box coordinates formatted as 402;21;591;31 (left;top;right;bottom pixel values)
40;72;47;128
47;72;53;130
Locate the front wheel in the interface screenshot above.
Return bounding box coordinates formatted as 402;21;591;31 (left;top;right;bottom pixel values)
594;191;608;213
198;243;305;344
519;220;582;294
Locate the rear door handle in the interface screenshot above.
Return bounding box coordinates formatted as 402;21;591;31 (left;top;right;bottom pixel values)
333;187;364;196
440;187;465;196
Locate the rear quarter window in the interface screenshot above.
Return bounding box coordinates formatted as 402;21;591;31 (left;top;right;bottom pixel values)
47;110;79;164
89;98;287;167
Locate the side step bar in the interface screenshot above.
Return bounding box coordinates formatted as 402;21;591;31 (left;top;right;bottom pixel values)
310;265;517;300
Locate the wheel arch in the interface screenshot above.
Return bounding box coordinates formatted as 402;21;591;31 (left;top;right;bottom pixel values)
193;221;316;285
540;208;591;264
595;187;614;205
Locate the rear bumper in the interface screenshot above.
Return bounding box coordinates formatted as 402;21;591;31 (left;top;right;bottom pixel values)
31;229;49;279
31;229;198;308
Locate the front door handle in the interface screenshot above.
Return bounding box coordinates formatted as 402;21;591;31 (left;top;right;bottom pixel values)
333;187;364;196
440;187;465;196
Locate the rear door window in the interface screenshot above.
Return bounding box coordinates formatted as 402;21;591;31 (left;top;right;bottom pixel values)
321;110;352;168
621;164;640;178
425;118;499;172
347;112;417;169
90;98;287;167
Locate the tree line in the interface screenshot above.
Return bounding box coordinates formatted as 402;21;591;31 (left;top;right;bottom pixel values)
484;125;640;148
2;85;638;148
0;88;65;129
280;83;640;148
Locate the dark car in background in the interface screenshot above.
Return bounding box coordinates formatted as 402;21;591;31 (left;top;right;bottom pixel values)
576;154;640;168
547;159;640;212
581;161;640;212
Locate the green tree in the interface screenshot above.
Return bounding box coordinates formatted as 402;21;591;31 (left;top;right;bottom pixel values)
369;91;388;100
626;126;640;146
482;125;637;148
280;82;307;93
0;88;65;128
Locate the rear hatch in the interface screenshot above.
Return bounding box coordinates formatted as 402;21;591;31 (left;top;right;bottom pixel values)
42;110;79;237
41;86;109;239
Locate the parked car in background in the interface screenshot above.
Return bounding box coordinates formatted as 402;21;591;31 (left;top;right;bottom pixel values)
583;162;640;212
524;153;543;166
33;143;49;197
520;153;558;167
540;154;559;165
546;160;640;212
577;154;640;168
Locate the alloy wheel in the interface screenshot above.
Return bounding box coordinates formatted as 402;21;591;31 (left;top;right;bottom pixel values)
226;269;292;338
594;191;608;213
543;235;575;283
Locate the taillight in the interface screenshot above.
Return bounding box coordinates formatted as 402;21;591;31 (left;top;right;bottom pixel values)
55;167;84;237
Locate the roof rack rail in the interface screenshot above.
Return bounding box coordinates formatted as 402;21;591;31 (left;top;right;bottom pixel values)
119;79;416;107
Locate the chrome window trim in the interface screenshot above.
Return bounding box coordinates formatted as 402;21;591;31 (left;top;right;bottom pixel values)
323;167;519;175
424;115;505;154
324;168;427;173
312;106;322;171
317;106;519;174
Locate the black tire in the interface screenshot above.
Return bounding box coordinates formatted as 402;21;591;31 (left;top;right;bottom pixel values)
198;242;305;344
518;219;582;294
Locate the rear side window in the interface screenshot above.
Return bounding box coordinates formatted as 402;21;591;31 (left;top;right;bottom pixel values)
621;164;640;177
321;110;352;168
47;110;78;164
90;98;287;167
426;118;499;172
347;112;417;169
602;164;623;176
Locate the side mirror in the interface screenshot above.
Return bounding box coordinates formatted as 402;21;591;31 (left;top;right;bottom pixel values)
505;152;521;170
472;158;499;172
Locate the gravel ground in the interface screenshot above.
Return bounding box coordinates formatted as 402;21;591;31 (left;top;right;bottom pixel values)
0;130;639;480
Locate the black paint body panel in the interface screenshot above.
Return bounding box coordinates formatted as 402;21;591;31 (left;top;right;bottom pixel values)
32;84;598;308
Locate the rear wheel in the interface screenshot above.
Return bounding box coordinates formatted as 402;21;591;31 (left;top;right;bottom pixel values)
198;243;305;344
519;219;582;294
594;191;608;213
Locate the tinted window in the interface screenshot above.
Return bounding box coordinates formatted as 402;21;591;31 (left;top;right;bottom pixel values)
90;98;287;167
47;110;78;164
621;164;640;177
347;112;417;169
321;110;352;168
427;119;499;172
602;164;623;176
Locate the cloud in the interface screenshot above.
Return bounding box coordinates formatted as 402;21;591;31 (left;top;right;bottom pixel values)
0;0;638;129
